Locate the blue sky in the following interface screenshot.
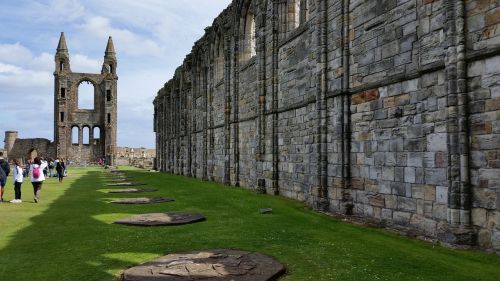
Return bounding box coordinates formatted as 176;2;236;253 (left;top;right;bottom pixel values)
0;0;231;149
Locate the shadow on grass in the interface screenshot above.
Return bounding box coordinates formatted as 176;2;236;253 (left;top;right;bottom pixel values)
0;168;499;281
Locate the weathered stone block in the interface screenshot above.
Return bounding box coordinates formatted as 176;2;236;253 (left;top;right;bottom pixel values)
398;197;417;212
368;194;385;208
436;186;447;204
385;195;398;209
478;229;492;248
393;211;411;225
473;188;497;209
472;208;487;227
352;89;380;105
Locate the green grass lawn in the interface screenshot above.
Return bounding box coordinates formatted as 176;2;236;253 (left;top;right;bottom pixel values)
0;167;499;281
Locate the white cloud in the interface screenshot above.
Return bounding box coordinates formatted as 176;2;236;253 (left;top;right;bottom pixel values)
0;43;33;65
26;0;86;23
80;16;164;57
0;62;52;89
71;54;101;73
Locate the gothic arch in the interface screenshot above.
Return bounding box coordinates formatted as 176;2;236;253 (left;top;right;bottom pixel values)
77;79;97;110
238;0;256;62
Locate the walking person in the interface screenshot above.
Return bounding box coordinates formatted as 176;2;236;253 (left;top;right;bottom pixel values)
10;159;23;203
56;158;64;182
42;158;48;178
30;157;48;203
0;152;11;202
48;159;55;177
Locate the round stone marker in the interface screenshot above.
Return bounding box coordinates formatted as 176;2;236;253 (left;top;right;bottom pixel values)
111;197;174;205
108;188;158;194
107;182;146;187
121;249;286;281
114;212;205;226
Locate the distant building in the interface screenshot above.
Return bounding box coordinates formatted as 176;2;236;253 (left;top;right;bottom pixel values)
115;147;155;169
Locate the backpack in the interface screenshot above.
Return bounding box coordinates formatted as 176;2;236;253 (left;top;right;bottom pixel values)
33;165;41;179
0;159;10;176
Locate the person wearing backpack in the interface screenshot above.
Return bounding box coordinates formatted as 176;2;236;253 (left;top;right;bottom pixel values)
30;157;48;203
0;152;11;202
10;159;23;203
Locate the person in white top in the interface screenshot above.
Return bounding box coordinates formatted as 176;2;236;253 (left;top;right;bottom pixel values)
10;159;23;203
30;157;48;203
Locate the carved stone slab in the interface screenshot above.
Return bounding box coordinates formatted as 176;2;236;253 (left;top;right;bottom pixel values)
111;197;175;205
114;212;205;226
108;188;158;194
121;249;286;281
107;182;146;187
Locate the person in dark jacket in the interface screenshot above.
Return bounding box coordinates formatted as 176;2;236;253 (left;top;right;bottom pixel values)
56;158;65;182
0;152;11;202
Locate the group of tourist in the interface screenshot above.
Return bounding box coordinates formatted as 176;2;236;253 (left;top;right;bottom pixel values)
0;152;67;204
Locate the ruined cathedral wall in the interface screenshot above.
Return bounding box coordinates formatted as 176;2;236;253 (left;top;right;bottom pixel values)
8;138;56;163
154;0;500;252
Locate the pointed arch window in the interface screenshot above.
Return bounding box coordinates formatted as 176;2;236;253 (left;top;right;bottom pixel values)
242;5;256;62
215;34;225;82
78;81;95;110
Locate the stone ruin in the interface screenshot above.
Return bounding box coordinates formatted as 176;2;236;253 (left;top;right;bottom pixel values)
153;0;500;252
3;32;118;166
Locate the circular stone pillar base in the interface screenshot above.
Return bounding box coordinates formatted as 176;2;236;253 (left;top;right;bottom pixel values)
107;182;146;187
111;197;174;204
121;249;285;281
114;212;205;226
108;188;158;194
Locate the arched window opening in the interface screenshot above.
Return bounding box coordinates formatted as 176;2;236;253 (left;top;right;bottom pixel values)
60;60;65;71
93;127;101;139
108;64;114;74
289;0;300;30
215;35;225;82
82;127;90;145
28;149;38;161
300;0;309;25
71;127;79;145
242;8;256;61
78;81;95;110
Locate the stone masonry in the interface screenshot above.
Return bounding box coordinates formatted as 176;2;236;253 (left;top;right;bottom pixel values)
154;0;500;252
54;32;118;165
4;33;118;165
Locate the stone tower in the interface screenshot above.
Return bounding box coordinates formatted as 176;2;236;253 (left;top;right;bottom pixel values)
4;131;18;157
54;32;118;165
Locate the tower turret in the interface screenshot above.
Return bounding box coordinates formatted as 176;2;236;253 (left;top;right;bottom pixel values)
102;36;118;165
4;131;18;158
55;32;71;73
102;36;117;75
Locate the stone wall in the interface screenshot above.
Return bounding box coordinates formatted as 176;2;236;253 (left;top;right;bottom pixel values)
7;138;56;164
154;0;500;253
